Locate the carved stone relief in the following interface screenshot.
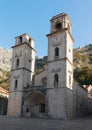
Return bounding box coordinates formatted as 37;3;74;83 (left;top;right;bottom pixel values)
51;68;61;73
13;75;20;79
15;50;22;57
52;42;61;47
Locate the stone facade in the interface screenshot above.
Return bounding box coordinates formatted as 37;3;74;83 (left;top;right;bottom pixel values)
7;13;88;119
7;34;36;117
46;13;74;119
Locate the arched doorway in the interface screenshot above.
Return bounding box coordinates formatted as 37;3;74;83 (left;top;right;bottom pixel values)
23;92;45;117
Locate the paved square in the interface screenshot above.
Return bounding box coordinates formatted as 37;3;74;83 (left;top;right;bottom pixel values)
0;116;92;130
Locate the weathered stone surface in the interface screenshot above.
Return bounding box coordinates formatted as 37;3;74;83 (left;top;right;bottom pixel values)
7;13;89;119
0;116;92;130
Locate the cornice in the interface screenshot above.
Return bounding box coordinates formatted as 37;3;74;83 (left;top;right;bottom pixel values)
12;42;36;52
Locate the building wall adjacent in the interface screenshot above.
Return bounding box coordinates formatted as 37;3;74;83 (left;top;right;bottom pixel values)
73;82;88;117
66;88;73;118
7;92;23;116
0;87;9;115
35;69;47;86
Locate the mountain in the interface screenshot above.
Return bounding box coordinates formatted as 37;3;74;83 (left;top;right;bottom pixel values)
73;44;92;69
73;44;92;85
0;47;12;71
0;44;92;90
0;47;12;90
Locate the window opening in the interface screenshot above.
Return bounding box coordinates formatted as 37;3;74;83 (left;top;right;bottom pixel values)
19;36;22;43
56;23;62;31
29;38;31;44
54;74;58;88
16;59;19;66
55;47;59;57
15;80;18;88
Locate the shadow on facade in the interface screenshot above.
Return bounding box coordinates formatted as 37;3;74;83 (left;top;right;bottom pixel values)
0;98;8;115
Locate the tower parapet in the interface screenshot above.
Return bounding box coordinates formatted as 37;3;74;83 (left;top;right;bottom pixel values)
50;13;72;34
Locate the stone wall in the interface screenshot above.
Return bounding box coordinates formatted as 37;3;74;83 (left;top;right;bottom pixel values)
7;92;23;117
46;88;67;119
35;69;47;86
73;82;88;117
66;88;73;119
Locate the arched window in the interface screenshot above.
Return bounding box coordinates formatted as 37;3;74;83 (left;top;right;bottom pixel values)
16;58;19;66
55;47;59;57
15;80;18;88
56;23;62;31
54;74;58;88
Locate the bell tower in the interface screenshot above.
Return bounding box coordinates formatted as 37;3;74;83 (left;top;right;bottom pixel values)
7;33;36;117
46;13;74;119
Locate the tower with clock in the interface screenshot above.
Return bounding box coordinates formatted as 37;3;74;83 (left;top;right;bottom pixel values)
7;13;87;119
46;13;74;119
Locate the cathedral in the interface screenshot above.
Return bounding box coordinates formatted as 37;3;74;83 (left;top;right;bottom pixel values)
7;13;88;119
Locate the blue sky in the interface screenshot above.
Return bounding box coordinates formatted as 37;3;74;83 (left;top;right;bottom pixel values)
0;0;92;56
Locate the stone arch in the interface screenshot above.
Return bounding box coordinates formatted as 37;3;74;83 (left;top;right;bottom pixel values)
22;91;46;117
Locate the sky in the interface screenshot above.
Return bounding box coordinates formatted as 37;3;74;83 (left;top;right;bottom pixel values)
0;0;92;56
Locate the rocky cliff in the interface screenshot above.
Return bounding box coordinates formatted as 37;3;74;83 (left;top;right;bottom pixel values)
0;47;12;72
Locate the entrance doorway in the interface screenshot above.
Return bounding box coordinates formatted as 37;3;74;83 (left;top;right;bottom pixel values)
23;92;45;117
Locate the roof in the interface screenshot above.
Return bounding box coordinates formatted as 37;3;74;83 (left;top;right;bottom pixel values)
50;12;72;26
0;87;9;95
73;81;88;92
51;12;68;19
15;33;35;41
